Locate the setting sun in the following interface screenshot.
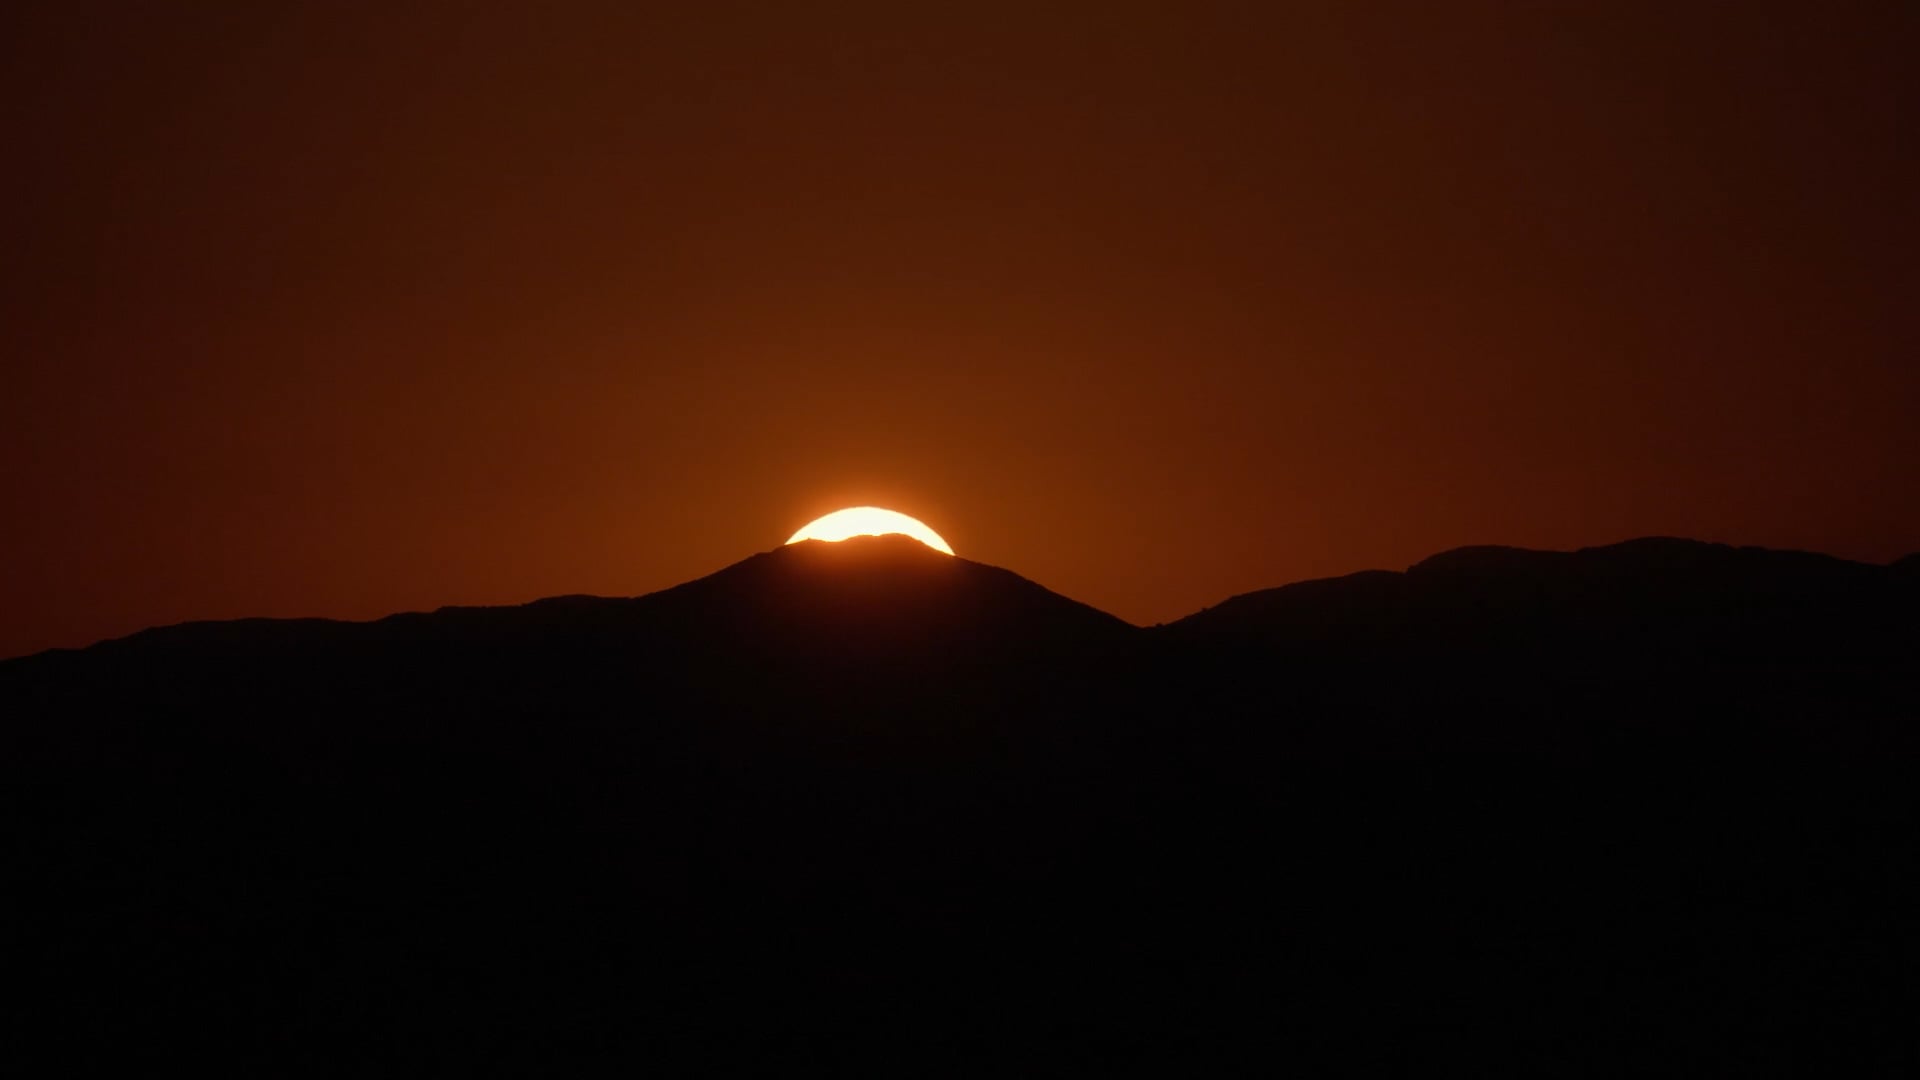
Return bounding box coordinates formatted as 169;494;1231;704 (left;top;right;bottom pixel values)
786;507;955;555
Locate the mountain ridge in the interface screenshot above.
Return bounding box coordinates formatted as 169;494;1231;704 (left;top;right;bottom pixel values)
5;534;1907;666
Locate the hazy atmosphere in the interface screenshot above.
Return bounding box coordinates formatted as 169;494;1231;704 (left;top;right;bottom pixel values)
4;1;1913;656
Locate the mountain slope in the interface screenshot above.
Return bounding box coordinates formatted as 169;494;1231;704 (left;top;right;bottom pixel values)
1170;536;1899;644
2;535;1916;1072
4;532;1133;669
0;534;1138;742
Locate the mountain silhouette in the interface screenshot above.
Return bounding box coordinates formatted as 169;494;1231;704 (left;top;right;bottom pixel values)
1172;536;1897;647
3;536;1915;1071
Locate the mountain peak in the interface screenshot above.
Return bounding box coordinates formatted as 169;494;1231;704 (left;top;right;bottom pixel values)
646;534;1136;656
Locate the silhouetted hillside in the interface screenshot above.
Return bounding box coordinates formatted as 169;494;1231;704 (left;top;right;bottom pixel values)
3;536;1915;1072
1160;537;1914;752
1172;536;1898;648
3;535;1136;756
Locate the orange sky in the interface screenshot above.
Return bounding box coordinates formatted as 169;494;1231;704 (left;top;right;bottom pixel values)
2;2;1915;657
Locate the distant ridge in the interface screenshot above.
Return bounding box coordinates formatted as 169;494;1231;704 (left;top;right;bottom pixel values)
1409;535;1884;577
1171;535;1899;637
1;534;1133;668
14;535;1907;666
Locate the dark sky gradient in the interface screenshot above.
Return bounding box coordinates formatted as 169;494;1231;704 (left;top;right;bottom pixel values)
3;2;1914;657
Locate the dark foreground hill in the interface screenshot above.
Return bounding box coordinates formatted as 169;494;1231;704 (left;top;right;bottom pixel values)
3;536;1916;1072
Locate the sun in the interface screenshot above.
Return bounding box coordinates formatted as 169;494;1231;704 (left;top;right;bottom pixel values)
786;506;955;555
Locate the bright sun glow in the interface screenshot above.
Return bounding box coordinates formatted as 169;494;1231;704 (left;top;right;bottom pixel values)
786;506;955;555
